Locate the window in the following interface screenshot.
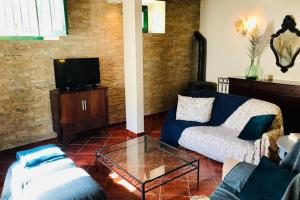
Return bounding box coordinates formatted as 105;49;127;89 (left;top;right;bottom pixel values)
0;0;68;40
142;1;165;34
142;6;148;33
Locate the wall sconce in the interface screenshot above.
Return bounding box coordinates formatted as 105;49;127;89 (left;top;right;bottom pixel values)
235;16;257;36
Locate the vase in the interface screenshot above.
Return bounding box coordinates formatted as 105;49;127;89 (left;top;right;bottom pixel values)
245;63;263;80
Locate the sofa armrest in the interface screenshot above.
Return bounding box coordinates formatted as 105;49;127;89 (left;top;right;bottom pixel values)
222;158;241;180
254;127;284;164
253;108;284;164
262;127;284;153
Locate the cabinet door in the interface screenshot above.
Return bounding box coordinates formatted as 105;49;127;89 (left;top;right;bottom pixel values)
60;93;85;124
83;89;107;124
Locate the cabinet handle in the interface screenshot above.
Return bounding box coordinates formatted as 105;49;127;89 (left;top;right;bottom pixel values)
81;100;85;111
84;99;87;111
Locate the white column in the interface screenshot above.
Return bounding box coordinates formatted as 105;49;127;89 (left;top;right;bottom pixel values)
123;0;144;134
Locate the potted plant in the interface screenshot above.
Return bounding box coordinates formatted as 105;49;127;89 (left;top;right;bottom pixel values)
245;23;273;80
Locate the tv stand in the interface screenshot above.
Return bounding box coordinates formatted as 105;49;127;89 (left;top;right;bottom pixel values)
50;86;109;144
60;84;100;92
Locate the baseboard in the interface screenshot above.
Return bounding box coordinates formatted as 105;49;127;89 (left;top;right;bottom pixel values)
0;111;166;153
128;131;145;138
108;111;167;128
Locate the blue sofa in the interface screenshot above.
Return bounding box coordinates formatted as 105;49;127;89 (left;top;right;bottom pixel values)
1;145;106;200
161;91;250;146
161;90;284;164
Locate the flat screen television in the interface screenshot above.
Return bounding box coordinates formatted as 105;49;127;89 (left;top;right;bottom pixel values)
54;58;100;90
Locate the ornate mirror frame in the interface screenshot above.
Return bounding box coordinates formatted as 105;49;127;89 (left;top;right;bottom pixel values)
270;15;300;73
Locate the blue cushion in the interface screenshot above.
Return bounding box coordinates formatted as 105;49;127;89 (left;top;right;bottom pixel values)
238;115;275;140
16;144;65;167
239;156;295;200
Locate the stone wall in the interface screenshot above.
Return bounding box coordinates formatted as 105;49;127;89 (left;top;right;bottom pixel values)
0;0;125;150
143;0;200;114
0;0;200;151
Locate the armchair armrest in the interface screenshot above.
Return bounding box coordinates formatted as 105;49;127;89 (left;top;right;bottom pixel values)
222;158;241;180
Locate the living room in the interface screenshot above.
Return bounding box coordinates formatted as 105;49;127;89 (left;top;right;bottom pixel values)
0;0;300;200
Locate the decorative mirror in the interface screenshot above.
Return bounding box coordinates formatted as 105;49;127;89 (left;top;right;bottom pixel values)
270;15;300;73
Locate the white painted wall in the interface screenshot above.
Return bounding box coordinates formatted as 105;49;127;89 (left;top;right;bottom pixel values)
200;0;300;82
123;0;144;134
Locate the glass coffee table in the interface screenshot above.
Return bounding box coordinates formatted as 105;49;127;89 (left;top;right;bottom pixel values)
96;135;199;200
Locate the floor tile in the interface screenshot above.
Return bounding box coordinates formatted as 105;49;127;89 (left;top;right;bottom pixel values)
101;128;116;137
160;179;190;197
188;159;214;182
209;159;223;181
147;130;161;138
0;162;12;175
86;138;108;146
63;144;83;154
104;180;141;200
105;137;129;146
70;137;90;145
189;180;218;196
90;163;111;178
160;196;190;200
111;130;131;138
73;154;95;164
0;113;223;199
79;144;103;154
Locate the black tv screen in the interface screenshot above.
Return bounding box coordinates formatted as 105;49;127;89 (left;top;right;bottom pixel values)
54;58;100;90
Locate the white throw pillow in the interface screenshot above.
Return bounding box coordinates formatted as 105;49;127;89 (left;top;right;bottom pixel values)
176;95;215;123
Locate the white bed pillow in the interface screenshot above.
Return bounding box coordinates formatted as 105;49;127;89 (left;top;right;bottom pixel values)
176;95;215;123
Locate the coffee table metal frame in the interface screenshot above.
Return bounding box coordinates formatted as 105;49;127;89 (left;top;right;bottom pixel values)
95;135;199;200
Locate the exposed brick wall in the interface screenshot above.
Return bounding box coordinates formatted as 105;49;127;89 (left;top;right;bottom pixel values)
0;0;199;151
143;0;200;114
0;0;125;150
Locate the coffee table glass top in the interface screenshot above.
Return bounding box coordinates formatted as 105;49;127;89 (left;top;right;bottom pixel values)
96;135;198;183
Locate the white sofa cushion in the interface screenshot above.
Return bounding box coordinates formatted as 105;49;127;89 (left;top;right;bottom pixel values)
176;95;215;123
222;99;279;132
178;126;256;163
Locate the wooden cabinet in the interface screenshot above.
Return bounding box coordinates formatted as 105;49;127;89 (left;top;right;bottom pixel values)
50;86;108;144
229;77;300;135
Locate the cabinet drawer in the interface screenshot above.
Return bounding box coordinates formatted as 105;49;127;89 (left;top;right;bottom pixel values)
229;79;252;88
251;83;278;92
277;85;300;96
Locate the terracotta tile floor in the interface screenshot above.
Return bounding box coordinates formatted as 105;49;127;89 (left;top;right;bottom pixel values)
0;113;223;199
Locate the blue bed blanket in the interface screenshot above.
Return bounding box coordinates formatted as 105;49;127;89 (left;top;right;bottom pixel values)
16;144;65;167
1;158;106;200
21;168;104;200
